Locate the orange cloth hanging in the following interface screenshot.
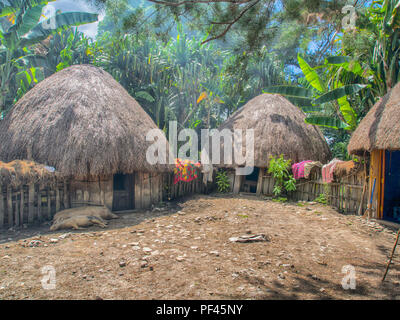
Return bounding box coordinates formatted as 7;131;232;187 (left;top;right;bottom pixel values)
173;158;201;184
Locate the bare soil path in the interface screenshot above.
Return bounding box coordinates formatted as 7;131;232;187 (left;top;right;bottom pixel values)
0;194;399;299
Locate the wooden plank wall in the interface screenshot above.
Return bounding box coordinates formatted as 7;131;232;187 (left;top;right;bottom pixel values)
134;172;163;209
162;172;206;202
70;176;112;209
0;181;69;228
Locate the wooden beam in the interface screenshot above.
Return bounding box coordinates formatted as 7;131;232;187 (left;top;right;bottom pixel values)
28;183;34;223
37;190;42;222
47;189;52;220
7;186;12;227
256;168;263;195
56;187;60;213
15;191;19;226
142;172;151;208
233;175;242;194
134;172;142;209
64;180;70;209
20;187;24;225
150;173;158;206
0;184;4;228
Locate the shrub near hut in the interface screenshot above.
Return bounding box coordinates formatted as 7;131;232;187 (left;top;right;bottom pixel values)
268;155;296;196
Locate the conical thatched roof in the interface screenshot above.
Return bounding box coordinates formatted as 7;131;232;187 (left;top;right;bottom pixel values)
216;94;331;168
0;65;173;177
348;83;400;155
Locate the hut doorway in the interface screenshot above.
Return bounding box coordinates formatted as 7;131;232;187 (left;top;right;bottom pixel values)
241;167;259;193
112;173;135;211
383;151;400;223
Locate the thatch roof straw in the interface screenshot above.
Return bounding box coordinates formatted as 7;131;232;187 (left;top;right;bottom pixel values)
333;160;358;179
215;94;331;168
348;82;400;155
0;160;59;188
0;65;173;177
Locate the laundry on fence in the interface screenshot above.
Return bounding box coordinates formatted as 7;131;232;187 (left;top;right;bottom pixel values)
322;159;344;183
303;161;323;179
292;160;313;179
333;160;357;179
173;158;201;184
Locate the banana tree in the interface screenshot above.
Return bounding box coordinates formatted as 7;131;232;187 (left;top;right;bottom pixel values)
264;54;367;131
369;0;400;92
0;0;98;113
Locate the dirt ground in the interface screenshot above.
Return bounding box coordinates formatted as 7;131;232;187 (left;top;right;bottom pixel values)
1;193;400;300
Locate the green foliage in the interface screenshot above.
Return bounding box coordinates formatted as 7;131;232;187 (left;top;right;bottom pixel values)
331;141;352;160
267;155;296;197
91;25;285;134
215;170;230;193
315;183;330;205
0;0;98;113
264;54;368;131
271;197;288;203
315;193;327;205
339;0;400;108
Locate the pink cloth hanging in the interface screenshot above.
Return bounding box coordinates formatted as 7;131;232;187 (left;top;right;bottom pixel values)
292;160;313;180
322;159;344;183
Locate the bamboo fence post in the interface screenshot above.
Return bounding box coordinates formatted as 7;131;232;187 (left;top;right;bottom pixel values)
47;189;52;220
28;183;34;223
7;186;12;227
20;186;24;225
56;187;60;213
0;184;3;228
15;191;19;226
37;190;42;222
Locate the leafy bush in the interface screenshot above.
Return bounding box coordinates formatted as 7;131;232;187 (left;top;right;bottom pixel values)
216;170;231;193
271;197;288;203
315;193;328;205
268;155;296;197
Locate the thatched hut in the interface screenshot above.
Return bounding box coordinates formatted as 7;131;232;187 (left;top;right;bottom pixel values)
348;83;400;222
215;94;331;194
0;65;173;212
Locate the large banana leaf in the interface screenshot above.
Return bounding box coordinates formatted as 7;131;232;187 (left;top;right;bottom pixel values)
337;94;357;129
298;54;325;92
20;12;98;47
263;85;314;106
325;56;365;77
301;106;322;113
325;56;350;65
313;84;367;105
263;85;314;98
135;90;155;102
17;3;46;37
305;116;349;130
285;96;314;107
15;54;47;67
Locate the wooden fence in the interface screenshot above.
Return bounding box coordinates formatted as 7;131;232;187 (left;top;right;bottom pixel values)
262;169;369;215
163;172;208;201
0;172;209;229
0;180;69;229
0;167;368;228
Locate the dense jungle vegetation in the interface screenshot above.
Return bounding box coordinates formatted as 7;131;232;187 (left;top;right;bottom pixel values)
1;0;399;159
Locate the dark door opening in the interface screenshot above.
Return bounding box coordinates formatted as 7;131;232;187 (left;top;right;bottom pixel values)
112;173;134;211
383;151;400;222
241;167;259;193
